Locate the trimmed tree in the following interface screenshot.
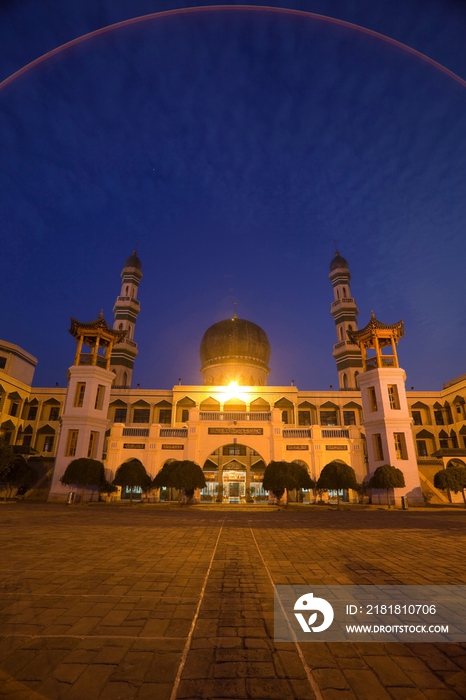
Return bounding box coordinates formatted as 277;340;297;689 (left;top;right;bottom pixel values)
153;460;178;501
113;458;151;505
60;458;106;504
262;461;314;505
368;464;406;508
317;460;358;508
153;460;206;505
6;455;38;499
434;466;466;506
291;461;315;502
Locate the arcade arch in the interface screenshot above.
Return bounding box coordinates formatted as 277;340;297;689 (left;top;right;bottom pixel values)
201;443;267;502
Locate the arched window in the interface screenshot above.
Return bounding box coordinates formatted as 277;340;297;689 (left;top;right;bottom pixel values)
348;324;353;332
336;289;340;299
339;327;343;340
126;285;129;295
122;371;128;387
354;371;359;388
342;373;348;389
119;323;123;331
343;287;347;297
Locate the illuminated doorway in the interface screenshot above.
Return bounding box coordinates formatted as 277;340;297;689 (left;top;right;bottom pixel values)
201;443;267;503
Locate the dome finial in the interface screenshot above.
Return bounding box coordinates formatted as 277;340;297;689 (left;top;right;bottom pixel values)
329;250;349;272
124;250;142;270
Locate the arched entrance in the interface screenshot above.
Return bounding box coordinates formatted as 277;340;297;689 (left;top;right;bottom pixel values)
202;444;267;503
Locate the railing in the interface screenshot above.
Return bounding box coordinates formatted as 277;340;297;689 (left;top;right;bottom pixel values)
199;412;271;421
321;429;349;438
283;429;311;438
117;296;140;306
121;338;137;347
123;428;149;437
78;354;107;368
331;297;354;307
160;428;188;437
112;385;130;389
366;356;395;370
333;340;357;350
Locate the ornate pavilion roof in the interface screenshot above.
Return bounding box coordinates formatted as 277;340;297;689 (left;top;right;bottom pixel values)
69;312;126;344
347;311;404;346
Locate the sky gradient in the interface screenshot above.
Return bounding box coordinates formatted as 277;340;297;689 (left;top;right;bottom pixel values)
1;1;466;391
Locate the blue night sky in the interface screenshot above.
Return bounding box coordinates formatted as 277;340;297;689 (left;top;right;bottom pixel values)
1;1;466;391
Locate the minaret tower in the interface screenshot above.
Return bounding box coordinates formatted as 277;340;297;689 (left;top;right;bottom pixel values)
48;313;125;502
110;251;143;387
348;314;423;505
329;252;363;389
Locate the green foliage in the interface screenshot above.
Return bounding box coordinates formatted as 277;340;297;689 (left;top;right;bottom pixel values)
0;437;15;482
262;461;288;500
369;465;406;490
113;459;151;504
61;458;106;503
152;460;177;490
153;460;206;502
61;458;105;488
317;461;358;491
263;461;314;501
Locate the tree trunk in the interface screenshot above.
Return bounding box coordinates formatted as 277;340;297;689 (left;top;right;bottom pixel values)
337;492;340;509
386;488;391;508
130;487;133;506
462;488;466;507
81;484;86;505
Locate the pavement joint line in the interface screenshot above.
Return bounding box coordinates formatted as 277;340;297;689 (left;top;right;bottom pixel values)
169;522;225;700
249;526;324;700
0;569;211;574
0;593;200;598
0;634;189;640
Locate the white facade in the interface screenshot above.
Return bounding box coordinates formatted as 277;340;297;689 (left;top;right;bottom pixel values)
358;368;424;505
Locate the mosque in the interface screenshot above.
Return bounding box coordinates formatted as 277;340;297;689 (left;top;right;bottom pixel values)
1;251;466;505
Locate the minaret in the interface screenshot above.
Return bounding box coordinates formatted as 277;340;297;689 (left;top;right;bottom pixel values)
329;252;363;389
110;251;143;387
48;313;125;502
348;314;423;505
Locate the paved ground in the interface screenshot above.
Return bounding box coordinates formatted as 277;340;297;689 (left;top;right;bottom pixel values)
0;503;465;700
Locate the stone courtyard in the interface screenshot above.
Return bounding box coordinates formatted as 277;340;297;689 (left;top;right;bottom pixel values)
0;503;465;700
